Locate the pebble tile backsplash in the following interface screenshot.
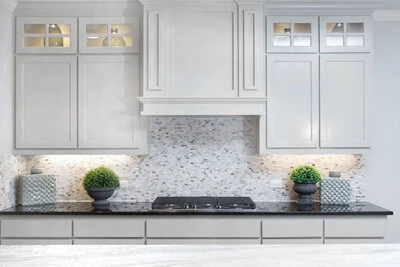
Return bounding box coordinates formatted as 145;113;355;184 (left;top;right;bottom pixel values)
0;117;366;206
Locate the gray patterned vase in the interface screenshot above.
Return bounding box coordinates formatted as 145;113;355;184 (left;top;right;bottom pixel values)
86;187;116;206
18;174;56;206
293;183;317;205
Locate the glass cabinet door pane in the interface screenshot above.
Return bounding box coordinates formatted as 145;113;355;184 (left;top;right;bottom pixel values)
273;23;291;34
86;24;108;34
347;23;364;33
294;23;311;34
24;37;45;47
326;23;344;33
347;36;364;46
24;24;46;34
86;37;108;47
49;24;71;35
273;36;291;46
110;36;133;47
326;36;344;46
49;37;71;48
111;24;133;35
293;36;311;47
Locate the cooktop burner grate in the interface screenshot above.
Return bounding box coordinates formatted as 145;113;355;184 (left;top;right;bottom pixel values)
151;196;256;210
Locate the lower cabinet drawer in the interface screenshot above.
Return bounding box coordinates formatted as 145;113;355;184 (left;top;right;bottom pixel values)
1;239;72;245
147;239;260;245
262;219;323;238
74;239;145;245
324;238;384;244
262;238;323;244
147;219;260;238
74;219;145;238
324;218;387;238
1;219;72;238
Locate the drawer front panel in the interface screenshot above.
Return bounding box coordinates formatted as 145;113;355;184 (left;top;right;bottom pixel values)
324;218;386;238
1;239;72;245
324;238;384;244
262;219;323;238
74;239;145;245
74;219;145;238
147;219;260;238
262;238;322;244
1;219;72;238
147;239;260;245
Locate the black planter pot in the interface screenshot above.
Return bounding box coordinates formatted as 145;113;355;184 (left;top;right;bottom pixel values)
293;183;317;205
86;187;116;206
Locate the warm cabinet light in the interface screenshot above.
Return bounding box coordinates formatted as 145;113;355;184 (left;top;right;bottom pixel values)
102;27;126;47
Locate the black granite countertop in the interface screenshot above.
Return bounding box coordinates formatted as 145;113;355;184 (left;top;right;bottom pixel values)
0;202;393;216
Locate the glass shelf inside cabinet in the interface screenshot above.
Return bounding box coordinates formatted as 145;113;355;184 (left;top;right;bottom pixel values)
272;22;312;47
86;23;134;48
325;22;365;47
23;23;72;48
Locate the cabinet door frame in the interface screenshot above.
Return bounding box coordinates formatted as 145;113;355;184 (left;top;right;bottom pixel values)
266;54;319;148
320;54;372;148
266;16;318;53
16;17;77;54
78;55;146;149
320;16;373;53
79;17;140;54
15;55;78;149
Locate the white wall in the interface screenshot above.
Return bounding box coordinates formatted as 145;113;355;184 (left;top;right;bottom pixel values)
366;21;400;243
0;4;14;155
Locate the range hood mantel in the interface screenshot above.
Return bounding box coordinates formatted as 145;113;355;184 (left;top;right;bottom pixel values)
138;97;267;116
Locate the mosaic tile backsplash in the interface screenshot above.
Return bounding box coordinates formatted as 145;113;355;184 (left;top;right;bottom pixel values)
0;155;25;210
0;117;366;206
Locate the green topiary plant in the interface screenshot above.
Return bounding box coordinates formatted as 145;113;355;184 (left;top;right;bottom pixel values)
82;166;120;190
290;165;322;184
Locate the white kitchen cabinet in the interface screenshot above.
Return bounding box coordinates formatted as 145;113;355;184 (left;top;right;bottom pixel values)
324;239;384;244
146;218;260;238
266;16;318;53
262;218;323;238
79;17;139;54
324;218;387;238
147;239;260;245
15;56;78;149
262;239;323;244
78;55;147;149
320;54;372;148
74;239;145;245
320;16;372;53
73;218;145;238
16;17;77;54
1;219;72;238
266;54;319;148
238;3;265;97
1;239;72;245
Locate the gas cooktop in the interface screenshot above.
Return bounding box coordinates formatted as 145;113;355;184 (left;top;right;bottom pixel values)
151;196;256;210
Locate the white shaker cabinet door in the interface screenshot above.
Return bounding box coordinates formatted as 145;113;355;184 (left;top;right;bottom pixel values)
15;56;78;149
320;54;371;148
78;55;147;149
266;54;319;148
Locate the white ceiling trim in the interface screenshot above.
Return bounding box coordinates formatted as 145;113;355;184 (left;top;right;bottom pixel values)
373;10;400;21
0;0;18;13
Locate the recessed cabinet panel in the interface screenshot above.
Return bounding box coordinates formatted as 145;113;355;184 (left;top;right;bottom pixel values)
16;17;77;53
320;16;372;53
78;55;147;149
267;54;319;148
169;10;238;98
16;56;78;149
266;16;318;53
320;54;371;148
79;17;139;54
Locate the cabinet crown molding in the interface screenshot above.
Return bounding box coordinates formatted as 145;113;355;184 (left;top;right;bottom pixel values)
0;0;18;13
373;10;400;21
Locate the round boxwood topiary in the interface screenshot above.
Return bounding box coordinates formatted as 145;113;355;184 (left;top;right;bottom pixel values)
82;166;120;190
290;165;322;184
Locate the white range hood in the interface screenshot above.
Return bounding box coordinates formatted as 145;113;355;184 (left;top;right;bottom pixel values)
138;98;267;116
139;0;266;116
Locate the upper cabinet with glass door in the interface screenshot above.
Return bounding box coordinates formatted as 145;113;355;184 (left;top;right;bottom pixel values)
79;17;139;53
16;17;77;53
266;16;318;53
320;16;372;53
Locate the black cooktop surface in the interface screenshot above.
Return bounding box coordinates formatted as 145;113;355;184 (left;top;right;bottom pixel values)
151;196;256;210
